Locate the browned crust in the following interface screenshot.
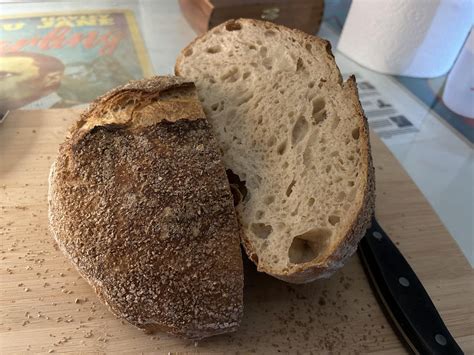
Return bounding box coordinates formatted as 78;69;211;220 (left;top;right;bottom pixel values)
71;76;205;141
48;76;244;339
175;19;375;283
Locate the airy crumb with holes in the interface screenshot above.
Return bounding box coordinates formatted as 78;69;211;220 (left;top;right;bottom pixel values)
176;19;375;283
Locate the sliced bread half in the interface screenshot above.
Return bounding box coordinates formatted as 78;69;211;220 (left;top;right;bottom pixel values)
48;76;243;338
175;19;375;283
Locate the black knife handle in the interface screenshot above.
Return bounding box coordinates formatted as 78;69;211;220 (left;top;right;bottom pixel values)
358;218;463;355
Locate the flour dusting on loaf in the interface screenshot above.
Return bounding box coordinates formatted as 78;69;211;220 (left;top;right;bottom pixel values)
48;76;244;339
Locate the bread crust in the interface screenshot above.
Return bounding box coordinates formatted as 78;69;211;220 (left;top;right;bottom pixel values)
48;76;244;339
176;19;375;283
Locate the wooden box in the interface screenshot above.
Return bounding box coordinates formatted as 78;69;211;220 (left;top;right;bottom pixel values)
179;0;324;35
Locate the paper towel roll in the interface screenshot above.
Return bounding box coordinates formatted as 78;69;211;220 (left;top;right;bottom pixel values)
337;0;473;78
443;28;474;118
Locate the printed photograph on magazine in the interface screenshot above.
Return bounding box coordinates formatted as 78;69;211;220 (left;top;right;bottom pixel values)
0;10;153;118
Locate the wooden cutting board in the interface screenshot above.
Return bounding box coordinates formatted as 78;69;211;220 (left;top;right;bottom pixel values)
1;109;473;354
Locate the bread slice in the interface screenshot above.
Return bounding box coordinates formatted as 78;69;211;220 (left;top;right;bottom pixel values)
175;19;375;283
48;76;243;339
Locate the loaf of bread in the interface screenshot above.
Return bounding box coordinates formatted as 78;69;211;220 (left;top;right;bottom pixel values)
176;19;375;283
48;76;244;339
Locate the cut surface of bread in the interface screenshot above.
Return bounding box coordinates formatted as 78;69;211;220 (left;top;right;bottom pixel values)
48;76;243;339
176;19;375;283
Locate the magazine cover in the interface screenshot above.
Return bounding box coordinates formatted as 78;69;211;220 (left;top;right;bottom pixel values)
0;9;153;116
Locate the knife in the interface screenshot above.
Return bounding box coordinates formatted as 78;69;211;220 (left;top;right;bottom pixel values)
358;217;464;355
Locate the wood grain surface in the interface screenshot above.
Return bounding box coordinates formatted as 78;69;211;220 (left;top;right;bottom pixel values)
1;109;473;354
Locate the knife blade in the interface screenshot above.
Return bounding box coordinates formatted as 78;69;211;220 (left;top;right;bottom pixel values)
358;217;463;355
